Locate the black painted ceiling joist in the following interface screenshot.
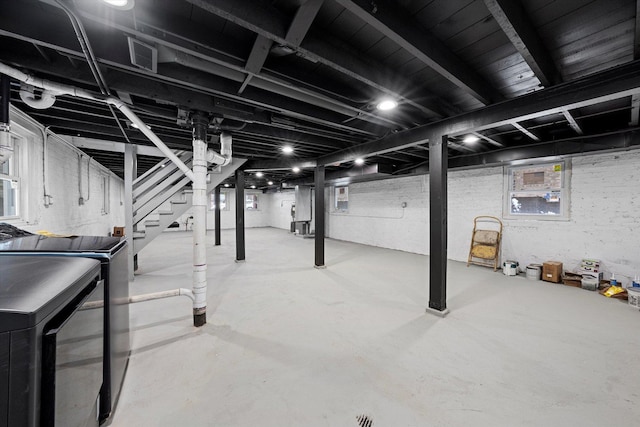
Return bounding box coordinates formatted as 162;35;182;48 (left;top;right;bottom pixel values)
335;0;503;105
316;60;640;166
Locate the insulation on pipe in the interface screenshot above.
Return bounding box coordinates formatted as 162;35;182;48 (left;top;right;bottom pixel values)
191;113;209;327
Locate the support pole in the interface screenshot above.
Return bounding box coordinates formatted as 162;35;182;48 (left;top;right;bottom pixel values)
314;165;325;268
191;113;209;327
214;185;221;246
427;134;450;317
123;143;136;281
235;169;246;262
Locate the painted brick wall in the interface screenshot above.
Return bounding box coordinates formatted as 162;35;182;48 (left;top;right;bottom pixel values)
5;108;124;236
264;150;640;284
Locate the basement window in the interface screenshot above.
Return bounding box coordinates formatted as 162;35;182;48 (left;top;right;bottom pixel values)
0;136;20;219
503;160;571;220
334;186;348;211
245;194;259;210
209;192;228;210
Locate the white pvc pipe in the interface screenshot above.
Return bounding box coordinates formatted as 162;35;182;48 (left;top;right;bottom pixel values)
0;62;194;181
80;288;195;310
19;86;57;109
206;132;232;166
192;136;208;324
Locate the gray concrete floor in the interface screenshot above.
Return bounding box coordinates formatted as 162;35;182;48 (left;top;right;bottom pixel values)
110;227;640;427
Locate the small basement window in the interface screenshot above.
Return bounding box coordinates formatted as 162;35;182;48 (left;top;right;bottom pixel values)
335;186;348;211
209;192;228;210
0;135;20;219
245;194;258;210
503;160;571;220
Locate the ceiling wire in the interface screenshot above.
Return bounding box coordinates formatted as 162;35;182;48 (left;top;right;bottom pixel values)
54;0;132;143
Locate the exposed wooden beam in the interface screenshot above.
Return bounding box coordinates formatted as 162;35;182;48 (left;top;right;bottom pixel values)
66;136;169;157
316;60;640;165
512;122;540;141
631;95;640;126
239;0;323;94
334;0;503;105
183;0;453;118
473;132;503;147
484;0;561;87
561;109;584;135
239;35;273;93
285;0;324;47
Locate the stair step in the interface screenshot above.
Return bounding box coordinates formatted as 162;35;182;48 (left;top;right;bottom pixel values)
145;220;160;227
132;231;145;239
171;199;188;205
158;210;174;215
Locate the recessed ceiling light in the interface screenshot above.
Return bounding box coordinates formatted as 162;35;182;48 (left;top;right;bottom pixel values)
282;146;294;154
292;167;300;173
376;99;398;111
251;185;256;189
268;181;274;185
102;0;135;10
255;172;264;177
354;158;365;165
463;134;480;144
224;183;230;187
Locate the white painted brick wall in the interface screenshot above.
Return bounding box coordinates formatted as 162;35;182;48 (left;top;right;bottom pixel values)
267;190;296;230
5;109;124;236
264;150;640;284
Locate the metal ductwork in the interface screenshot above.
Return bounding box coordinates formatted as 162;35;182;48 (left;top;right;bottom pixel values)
19;84;57;109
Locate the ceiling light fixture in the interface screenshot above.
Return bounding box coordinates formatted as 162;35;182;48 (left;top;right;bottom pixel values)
251;185;256;189
268;181;274;185
376;99;398;111
102;0;135;10
224;183;230;188
292;167;300;173
354;158;365;165
463;134;480;144
282;146;294;154
255;172;264;178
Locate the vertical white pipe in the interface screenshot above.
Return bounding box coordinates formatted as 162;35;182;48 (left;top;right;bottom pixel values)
192;116;208;327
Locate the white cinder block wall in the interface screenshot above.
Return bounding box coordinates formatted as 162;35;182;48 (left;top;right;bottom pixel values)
264;150;640;284
173;190;270;230
5;108;124;235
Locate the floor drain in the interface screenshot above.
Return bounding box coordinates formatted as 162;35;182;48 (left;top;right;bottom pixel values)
356;414;373;427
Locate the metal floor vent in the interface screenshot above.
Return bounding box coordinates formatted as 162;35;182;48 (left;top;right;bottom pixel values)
356;414;373;427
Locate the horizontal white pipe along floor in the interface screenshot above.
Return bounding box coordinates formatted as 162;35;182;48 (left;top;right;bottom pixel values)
110;227;639;427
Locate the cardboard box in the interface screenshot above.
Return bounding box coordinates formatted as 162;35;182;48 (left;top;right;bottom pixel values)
542;261;563;283
113;226;125;237
562;272;582;287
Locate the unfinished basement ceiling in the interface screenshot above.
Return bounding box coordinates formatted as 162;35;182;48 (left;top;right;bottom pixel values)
1;0;639;188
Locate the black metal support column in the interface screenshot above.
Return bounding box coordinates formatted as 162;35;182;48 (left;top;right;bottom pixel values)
235;169;245;262
214;185;221;246
427;134;450;317
314;165;325;268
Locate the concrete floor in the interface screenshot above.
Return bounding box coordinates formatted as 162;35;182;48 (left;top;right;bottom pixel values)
110;228;640;427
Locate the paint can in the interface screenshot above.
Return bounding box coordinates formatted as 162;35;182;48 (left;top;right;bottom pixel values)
526;264;542;280
503;260;519;276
